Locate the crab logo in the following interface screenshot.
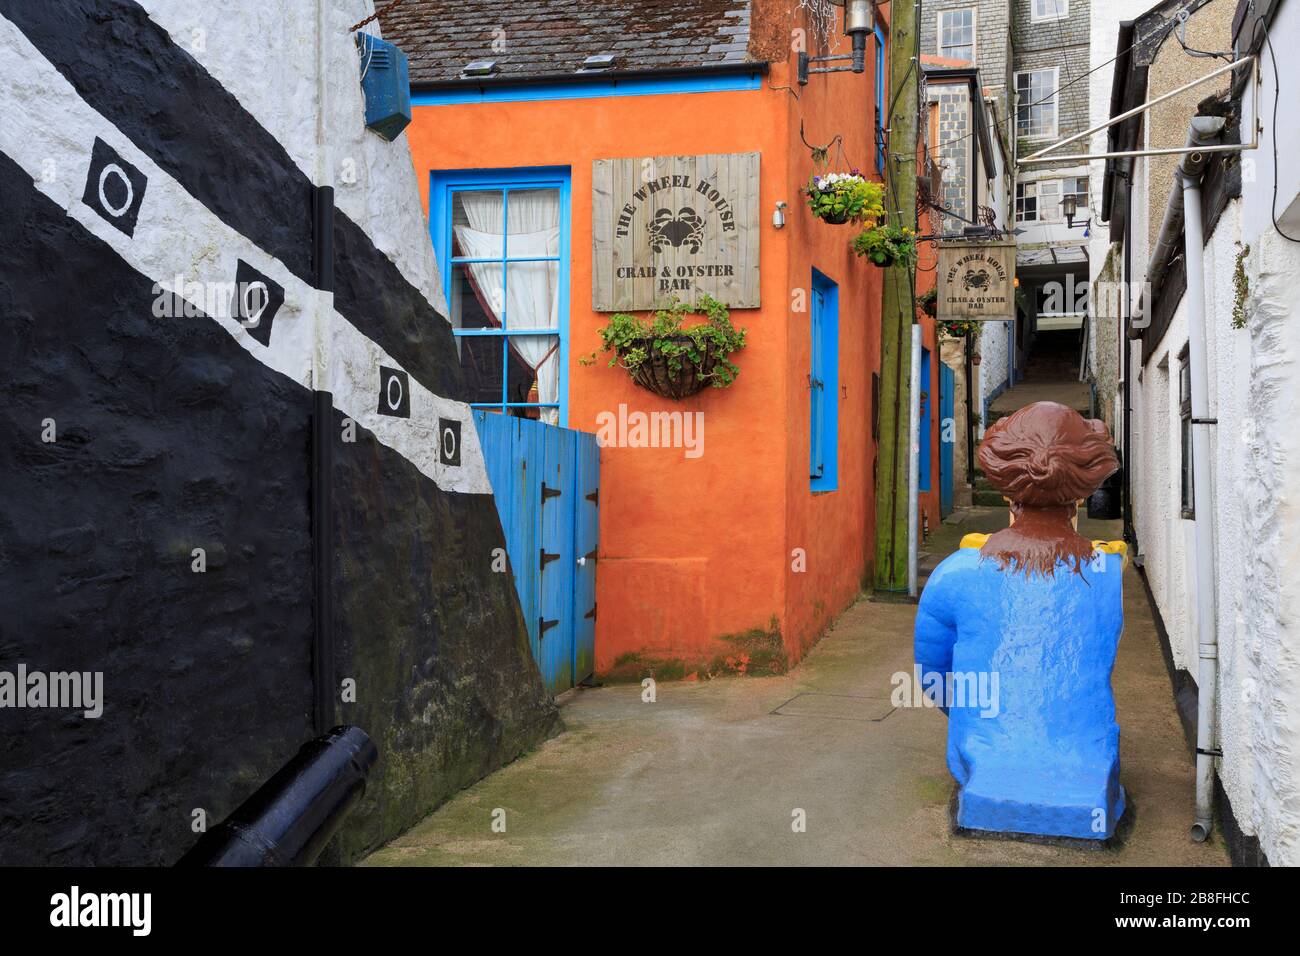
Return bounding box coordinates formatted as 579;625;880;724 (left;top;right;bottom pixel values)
647;207;707;253
962;268;992;292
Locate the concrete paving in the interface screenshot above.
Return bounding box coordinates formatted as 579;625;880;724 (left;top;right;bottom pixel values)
989;379;1092;417
362;508;1229;867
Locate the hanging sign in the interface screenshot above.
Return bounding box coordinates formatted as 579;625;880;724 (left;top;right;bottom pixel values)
937;241;1017;322
592;152;760;311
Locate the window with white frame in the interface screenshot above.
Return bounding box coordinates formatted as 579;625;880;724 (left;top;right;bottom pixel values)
938;9;975;62
1016;68;1058;139
1015;179;1061;222
1032;0;1069;21
1063;175;1088;217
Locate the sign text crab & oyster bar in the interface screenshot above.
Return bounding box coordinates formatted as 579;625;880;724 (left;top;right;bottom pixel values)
593;152;760;311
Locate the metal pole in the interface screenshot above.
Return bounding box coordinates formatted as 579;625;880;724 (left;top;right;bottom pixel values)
908;323;921;597
1019;56;1255;164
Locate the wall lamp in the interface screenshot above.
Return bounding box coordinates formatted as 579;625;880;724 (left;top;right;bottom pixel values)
798;0;874;85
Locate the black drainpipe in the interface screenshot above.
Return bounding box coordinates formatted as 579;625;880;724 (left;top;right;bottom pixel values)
312;185;335;734
1121;173;1135;545
965;332;976;484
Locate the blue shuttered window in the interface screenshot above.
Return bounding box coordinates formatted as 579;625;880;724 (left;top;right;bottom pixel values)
810;270;839;492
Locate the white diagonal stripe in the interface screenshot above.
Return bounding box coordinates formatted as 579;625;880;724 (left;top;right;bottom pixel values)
0;13;490;496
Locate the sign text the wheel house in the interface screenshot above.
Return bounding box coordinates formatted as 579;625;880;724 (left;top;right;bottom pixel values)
937;241;1017;323
592;152;760;311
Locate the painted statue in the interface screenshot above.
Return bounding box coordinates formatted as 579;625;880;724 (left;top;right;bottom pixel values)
915;401;1127;840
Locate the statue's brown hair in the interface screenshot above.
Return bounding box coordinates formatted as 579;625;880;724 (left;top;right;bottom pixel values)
976;402;1119;576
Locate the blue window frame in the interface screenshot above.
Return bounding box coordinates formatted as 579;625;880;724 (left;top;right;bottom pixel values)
429;167;571;426
810;269;839;492
875;26;887;173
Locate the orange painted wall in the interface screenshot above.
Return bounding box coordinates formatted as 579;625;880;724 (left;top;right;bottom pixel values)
777;53;884;655
404;21;889;672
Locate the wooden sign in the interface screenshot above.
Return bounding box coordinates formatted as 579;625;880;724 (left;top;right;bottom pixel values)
592;152;760;311
937;241;1017;322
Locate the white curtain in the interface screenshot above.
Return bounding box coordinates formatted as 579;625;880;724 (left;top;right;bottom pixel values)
455;190;560;424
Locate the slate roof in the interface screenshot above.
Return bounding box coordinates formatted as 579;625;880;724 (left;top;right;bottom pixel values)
377;0;756;84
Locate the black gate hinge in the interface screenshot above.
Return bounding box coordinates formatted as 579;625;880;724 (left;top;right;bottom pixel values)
584;604;597;621
539;617;558;638
540;549;560;570
585;489;598;505
542;483;562;500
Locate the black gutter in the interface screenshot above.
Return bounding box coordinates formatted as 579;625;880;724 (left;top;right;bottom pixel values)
1102;21;1136;230
311;185;335;735
410;60;769;94
1122;172;1135;545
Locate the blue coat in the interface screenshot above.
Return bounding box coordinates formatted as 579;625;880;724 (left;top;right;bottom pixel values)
914;536;1126;839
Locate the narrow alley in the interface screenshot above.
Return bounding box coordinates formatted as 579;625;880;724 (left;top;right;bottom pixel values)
364;507;1225;868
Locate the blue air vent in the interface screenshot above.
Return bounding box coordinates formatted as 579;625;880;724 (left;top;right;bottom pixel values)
356;33;411;142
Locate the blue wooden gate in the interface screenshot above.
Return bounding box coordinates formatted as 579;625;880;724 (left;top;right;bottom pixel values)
939;362;955;517
473;412;598;695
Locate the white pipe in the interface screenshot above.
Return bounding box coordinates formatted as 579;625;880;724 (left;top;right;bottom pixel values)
908;323;921;597
1180;127;1220;844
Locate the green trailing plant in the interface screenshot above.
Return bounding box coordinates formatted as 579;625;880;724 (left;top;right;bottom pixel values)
804;172;885;225
598;295;748;396
852;222;919;268
1232;242;1251;329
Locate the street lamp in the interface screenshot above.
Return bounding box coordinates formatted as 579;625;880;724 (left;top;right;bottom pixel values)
838;0;875;72
1062;193;1078;228
798;0;876;84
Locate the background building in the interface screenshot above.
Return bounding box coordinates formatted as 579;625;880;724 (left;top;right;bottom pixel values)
1101;0;1300;865
386;0;948;675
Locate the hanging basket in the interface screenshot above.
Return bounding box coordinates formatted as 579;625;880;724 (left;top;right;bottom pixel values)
597;296;747;401
625;335;724;400
813;209;854;226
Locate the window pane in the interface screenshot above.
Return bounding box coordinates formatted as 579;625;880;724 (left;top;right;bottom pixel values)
451;190;505;260
506;333;561;404
506;188;561;259
457;335;505;407
939;10;974;62
505;261;559;331
1017;71;1056;136
450;263;502;331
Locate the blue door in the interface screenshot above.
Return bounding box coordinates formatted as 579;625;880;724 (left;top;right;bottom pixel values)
572;436;599;684
939;362;955;517
919;347;932;493
473;411;598;695
810;270;839;491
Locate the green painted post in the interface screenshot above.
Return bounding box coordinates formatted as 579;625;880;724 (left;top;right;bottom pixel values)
874;0;918;593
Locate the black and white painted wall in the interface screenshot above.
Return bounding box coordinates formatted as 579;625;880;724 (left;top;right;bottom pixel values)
0;0;558;865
